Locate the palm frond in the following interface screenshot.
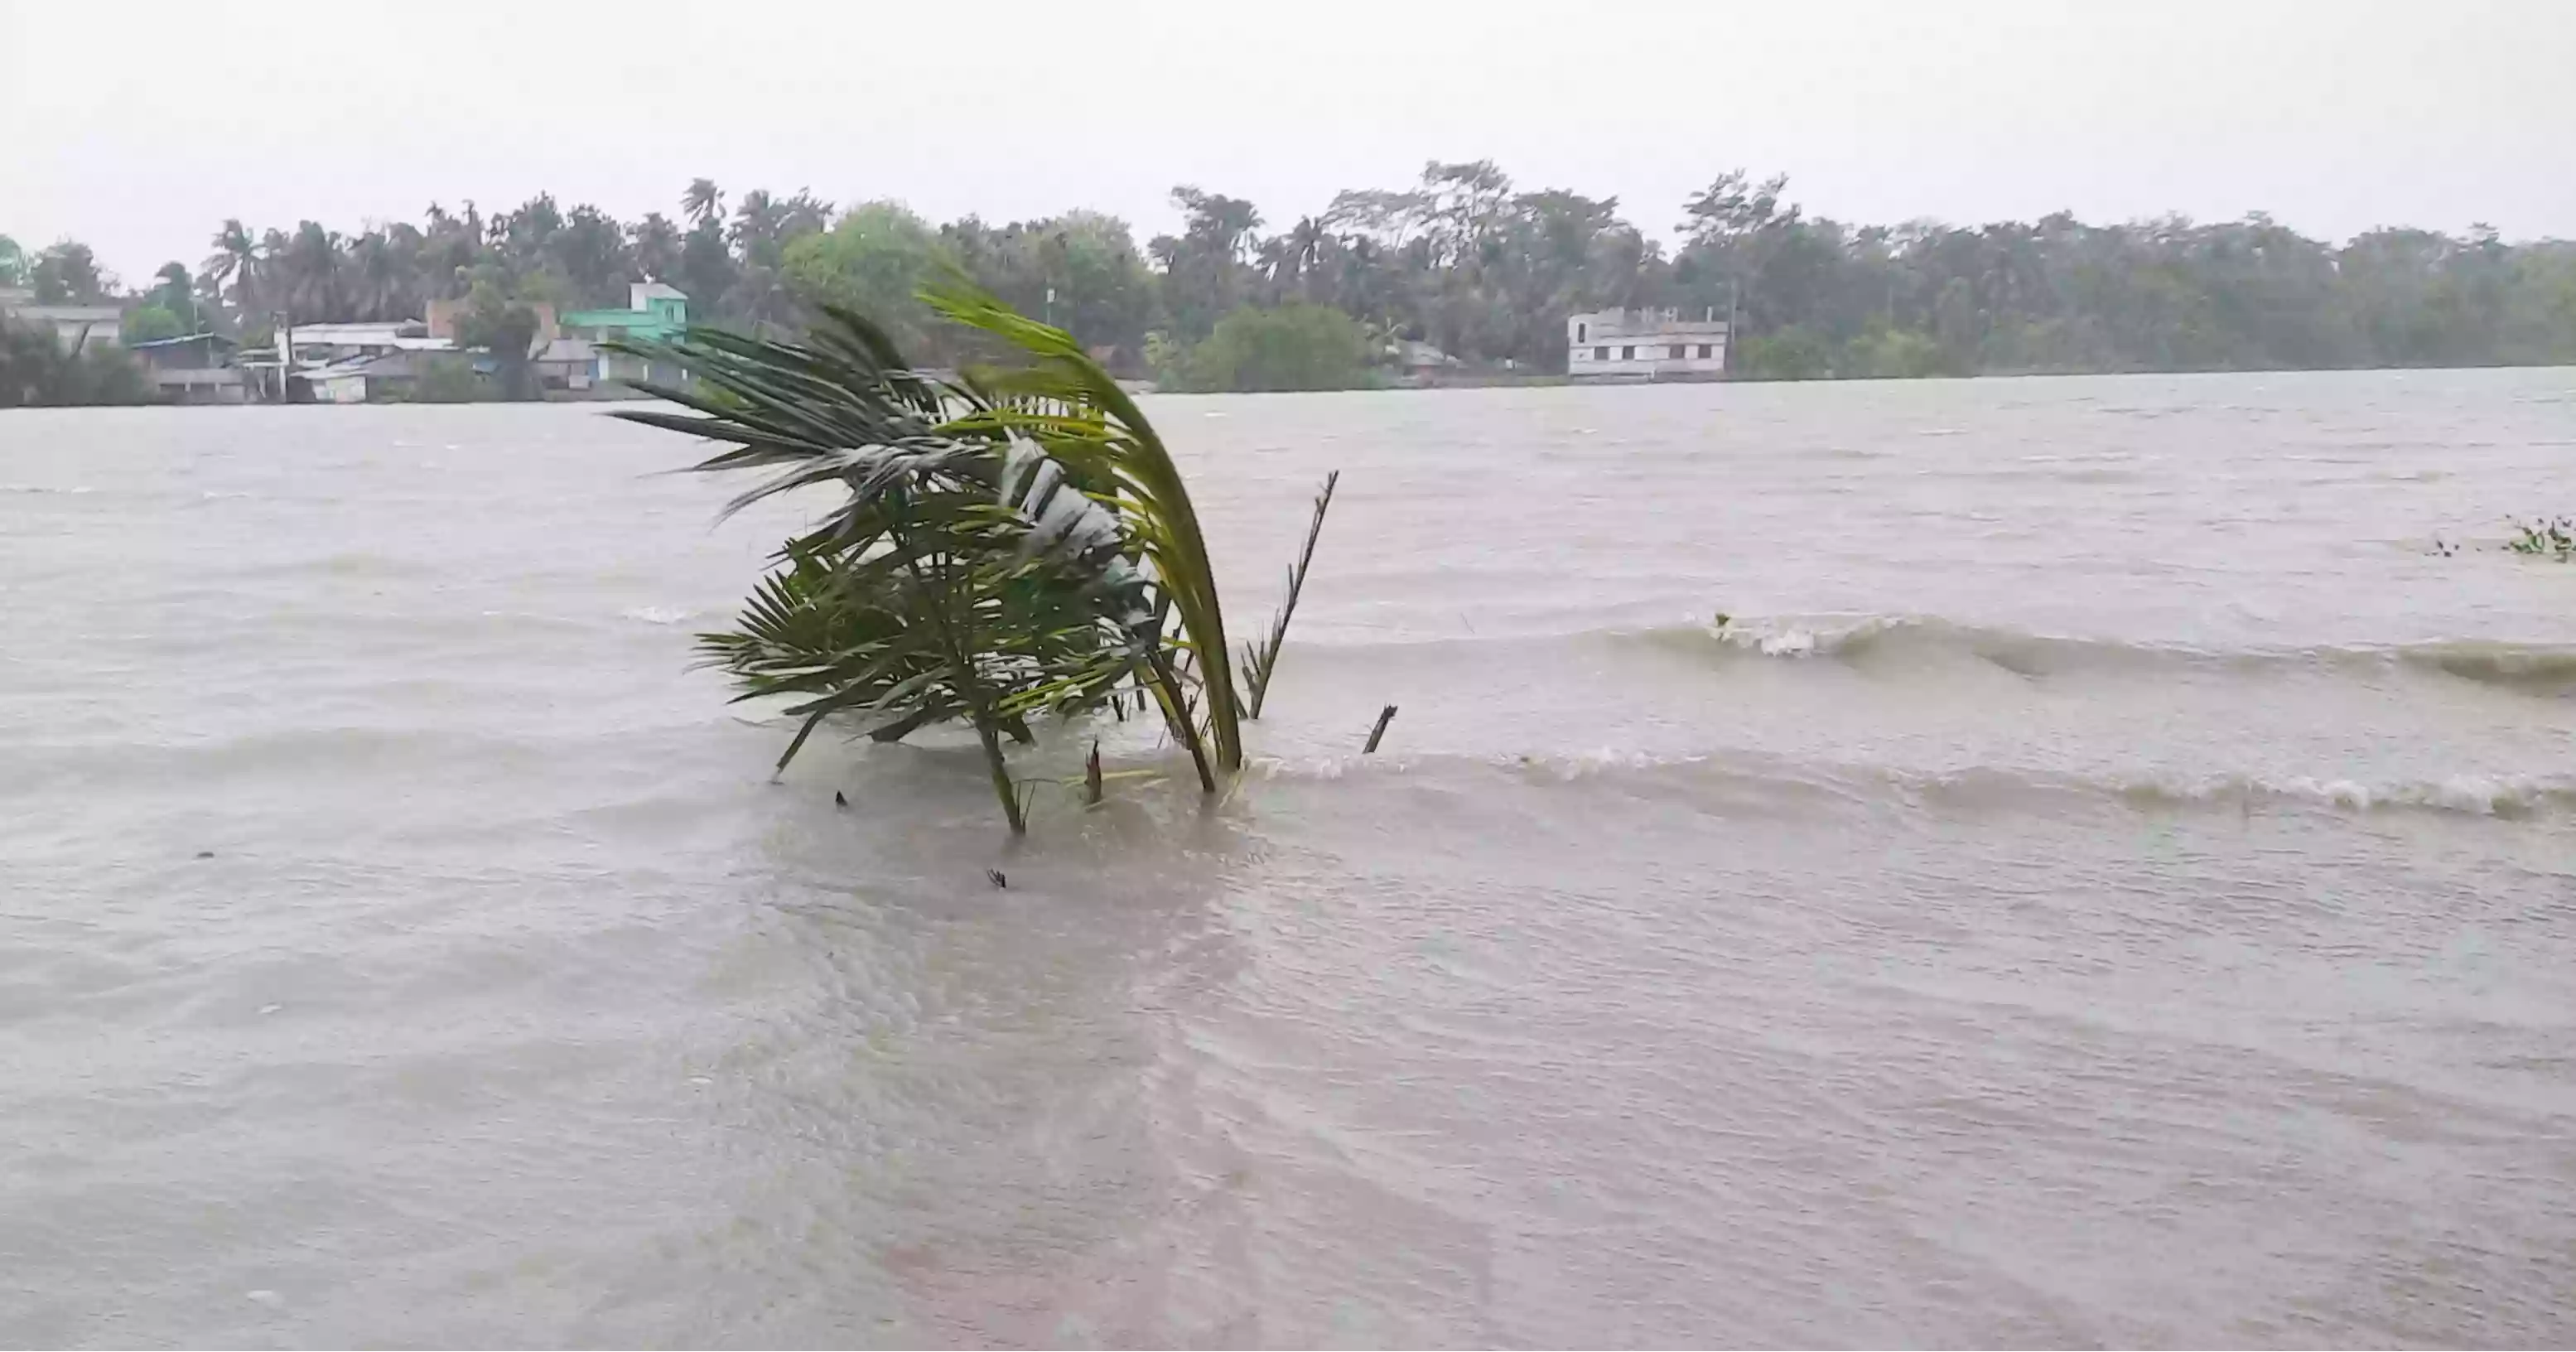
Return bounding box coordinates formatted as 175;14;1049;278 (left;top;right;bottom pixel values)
923;283;1247;774
614;287;1330;828
1242;470;1337;718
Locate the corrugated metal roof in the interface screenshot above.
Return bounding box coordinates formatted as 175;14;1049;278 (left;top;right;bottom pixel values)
128;332;239;350
5;303;123;321
285;322;417;343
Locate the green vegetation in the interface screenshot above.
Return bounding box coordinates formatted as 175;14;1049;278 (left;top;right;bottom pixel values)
451;282;542;401
610;289;1335;828
121;305;186;345
0;316;151;408
1155;304;1373;392
2506;517;2575;561
409;355;484;403
16;159;2576;404
27;240;107;304
1735;326;1833;381
776;202;953;355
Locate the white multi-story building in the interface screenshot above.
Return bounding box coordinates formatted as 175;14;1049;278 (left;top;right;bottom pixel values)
1566;307;1728;379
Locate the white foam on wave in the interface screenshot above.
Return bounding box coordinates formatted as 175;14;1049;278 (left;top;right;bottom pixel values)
2242;773;2573;817
621;606;697;625
1900;765;2576;819
1707;614;1908;658
1251;746;2575;820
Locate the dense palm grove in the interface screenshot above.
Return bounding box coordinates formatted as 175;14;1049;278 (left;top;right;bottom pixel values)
6;160;2575;398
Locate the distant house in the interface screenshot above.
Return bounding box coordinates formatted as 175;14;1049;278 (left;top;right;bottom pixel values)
290;349;471;403
299;357;378;404
0;288;126;352
276;321;462;365
128;333;248;404
558;282;688;386
533;337;598;392
1566;308;1728;380
1390;338;1464;384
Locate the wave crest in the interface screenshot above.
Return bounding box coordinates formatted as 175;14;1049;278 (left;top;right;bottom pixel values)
1247;750;2576;819
1666;616;2576;691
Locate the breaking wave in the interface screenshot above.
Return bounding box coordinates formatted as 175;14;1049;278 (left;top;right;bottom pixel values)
1639;615;2576;693
1246;749;2576;820
620;606;700;625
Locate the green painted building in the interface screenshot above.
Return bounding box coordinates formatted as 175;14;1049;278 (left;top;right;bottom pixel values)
558;282;688;384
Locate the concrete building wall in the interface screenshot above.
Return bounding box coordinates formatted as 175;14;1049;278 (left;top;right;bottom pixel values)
2;304;126;351
311;374;368;403
1566;308;1729;379
152;369;248;404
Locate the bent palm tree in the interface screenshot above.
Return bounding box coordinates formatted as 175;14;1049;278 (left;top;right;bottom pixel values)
608;302;1175;827
205;220;260;311
683;178;724;229
609;286;1330;828
927;284;1247;774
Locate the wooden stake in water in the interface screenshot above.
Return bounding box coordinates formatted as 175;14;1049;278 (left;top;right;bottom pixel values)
1363;704;1398;754
1085;740;1103;806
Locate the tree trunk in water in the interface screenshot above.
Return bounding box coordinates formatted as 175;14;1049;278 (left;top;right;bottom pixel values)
973;717;1025;833
1144;648;1218;794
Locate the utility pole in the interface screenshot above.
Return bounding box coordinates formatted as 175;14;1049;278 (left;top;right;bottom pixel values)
272;309;291;402
1725;279;1740;374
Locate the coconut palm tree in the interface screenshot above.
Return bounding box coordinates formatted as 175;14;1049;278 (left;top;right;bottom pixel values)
276;221;347;321
609;301;1170;828
779;191;832;242
731;190;785;258
683;178;724;229
605;286;1310;825
630;212;683;282
346;229;418;322
417;206;478;302
205;219;262;311
258;227;292;307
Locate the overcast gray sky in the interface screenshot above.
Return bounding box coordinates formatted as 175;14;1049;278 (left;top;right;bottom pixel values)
6;0;2569;286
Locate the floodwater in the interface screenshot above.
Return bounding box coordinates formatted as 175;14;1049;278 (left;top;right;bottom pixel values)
4;368;2574;1346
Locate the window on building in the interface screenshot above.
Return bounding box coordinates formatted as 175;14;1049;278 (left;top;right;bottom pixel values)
1576;322;1588;343
1698;344;1715;359
1671;344;1690;360
1595;345;1609;361
1620;345;1634;360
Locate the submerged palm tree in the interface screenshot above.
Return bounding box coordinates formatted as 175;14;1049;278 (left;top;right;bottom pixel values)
609;287;1323;828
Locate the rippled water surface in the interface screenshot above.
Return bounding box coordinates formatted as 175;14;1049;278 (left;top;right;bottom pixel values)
5;369;2575;1346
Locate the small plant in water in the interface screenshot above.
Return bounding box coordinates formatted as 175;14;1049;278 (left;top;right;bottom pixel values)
2506;516;2575;561
609;287;1337;830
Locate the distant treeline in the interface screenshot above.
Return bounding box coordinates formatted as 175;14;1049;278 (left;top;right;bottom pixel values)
6;162;2574;396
